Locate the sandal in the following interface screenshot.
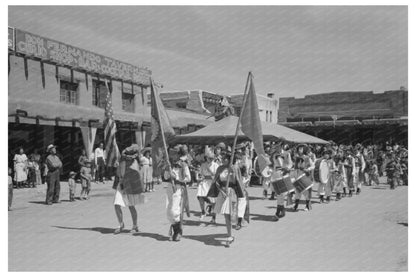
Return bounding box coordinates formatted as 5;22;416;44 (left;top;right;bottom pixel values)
114;223;124;234
225;236;235;247
131;225;139;234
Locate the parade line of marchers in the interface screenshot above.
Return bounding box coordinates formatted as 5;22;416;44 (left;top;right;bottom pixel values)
10;73;405;248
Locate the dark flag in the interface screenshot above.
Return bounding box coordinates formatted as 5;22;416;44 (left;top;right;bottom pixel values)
150;78;175;177
104;82;120;167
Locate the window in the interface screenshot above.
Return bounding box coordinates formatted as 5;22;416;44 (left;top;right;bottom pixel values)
266;111;269;122
60;80;79;105
122;92;135;113
92;80;108;109
270;111;273;122
176;102;187;109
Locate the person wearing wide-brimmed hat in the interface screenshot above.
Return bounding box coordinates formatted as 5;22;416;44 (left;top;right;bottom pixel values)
196;151;219;223
214;142;226;165
113;144;145;234
139;147;153;192
45;144;63;205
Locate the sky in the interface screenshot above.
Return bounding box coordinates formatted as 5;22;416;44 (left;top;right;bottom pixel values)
8;6;408;98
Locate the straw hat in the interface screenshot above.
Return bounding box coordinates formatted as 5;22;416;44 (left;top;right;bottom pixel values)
46;144;56;153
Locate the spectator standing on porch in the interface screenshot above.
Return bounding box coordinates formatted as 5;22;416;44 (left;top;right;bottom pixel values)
94;142;106;183
45;144;63;205
13;147;28;188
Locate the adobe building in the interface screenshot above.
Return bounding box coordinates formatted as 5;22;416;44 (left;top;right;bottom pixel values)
230;93;279;123
8;27;212;175
156;90;279;123
278;90;408;145
153;90;230;116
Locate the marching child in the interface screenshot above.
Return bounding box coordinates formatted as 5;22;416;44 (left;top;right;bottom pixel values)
68;171;77;201
368;160;380;186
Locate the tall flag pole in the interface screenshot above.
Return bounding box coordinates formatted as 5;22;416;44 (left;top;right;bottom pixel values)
104;81;120;167
149;77;175;183
239;72;269;173
225;72;269;228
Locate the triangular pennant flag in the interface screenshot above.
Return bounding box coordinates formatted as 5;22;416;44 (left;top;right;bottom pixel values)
150;78;175;177
240;73;269;174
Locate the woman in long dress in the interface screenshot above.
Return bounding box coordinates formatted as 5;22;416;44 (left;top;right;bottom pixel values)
13;147;28;188
113;144;145;234
140;148;153;192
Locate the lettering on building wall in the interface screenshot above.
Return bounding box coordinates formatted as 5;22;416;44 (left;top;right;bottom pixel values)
14;29;151;86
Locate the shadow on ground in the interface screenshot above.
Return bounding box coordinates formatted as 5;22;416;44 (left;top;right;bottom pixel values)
250;213;277;222
182;233;229;247
53;225;121;234
133;232;170;241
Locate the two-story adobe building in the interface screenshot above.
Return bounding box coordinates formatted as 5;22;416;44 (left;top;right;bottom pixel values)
8;27;213;175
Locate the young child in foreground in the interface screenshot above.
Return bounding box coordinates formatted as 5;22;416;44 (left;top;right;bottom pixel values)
68;171;77;201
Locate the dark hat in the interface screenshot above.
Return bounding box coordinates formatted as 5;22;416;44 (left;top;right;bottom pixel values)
296;144;309;153
178;145;188;156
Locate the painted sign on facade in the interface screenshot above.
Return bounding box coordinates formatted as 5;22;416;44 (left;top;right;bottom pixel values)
14;28;151;86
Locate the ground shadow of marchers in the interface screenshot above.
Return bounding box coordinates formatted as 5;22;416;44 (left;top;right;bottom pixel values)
182;233;229;247
132;232;170;241
183;219;226;227
371;186;388;190
52;225;124;234
29;201;48;205
250;213;277;222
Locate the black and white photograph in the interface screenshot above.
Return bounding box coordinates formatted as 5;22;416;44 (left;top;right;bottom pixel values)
5;3;409;272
